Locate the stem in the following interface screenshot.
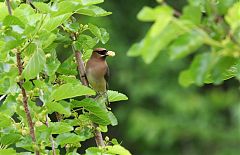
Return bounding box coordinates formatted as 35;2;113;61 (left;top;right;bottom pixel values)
37;76;56;155
45;115;56;155
5;0;12;15
16;53;40;155
71;37;105;147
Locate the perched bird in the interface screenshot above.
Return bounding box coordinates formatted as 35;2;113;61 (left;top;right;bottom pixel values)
86;48;115;95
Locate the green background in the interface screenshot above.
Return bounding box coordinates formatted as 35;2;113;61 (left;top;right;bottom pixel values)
82;0;240;154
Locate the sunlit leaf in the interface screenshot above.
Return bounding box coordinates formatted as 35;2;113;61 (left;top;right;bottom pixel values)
107;90;128;102
22;48;46;80
50;83;95;101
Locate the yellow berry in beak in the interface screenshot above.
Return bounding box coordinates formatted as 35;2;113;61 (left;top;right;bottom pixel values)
107;51;115;57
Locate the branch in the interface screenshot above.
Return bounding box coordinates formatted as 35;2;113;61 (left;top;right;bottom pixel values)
5;0;12;15
16;52;39;155
71;38;105;147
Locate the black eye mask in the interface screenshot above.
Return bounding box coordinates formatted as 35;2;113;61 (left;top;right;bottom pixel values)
97;50;107;55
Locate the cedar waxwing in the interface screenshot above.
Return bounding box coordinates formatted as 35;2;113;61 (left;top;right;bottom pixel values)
86;48;115;94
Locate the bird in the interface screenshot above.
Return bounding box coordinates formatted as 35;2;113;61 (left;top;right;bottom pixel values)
85;48;115;96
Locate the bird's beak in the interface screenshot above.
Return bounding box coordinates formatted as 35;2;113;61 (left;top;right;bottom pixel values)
106;51;115;57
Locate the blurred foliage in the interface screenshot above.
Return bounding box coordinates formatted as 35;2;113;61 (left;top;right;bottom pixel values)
83;0;240;155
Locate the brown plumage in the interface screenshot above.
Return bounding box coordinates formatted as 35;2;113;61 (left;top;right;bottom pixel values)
86;48;115;93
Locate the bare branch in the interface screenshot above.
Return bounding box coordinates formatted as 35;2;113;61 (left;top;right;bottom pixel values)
16;52;40;155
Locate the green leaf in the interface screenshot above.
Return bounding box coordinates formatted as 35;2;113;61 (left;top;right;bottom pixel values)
52;1;79;16
0;3;8;21
137;5;172;22
72;98;111;125
76;5;112;17
50;83;95;101
0;95;17;116
35;125;51;143
3;15;25;28
77;0;104;6
44;50;61;76
105;145;132;155
56;133;83;147
88;23;109;44
0;149;16;155
75;34;98;51
22;81;33;91
0;113;12;128
85;147;104;155
179;53;216;86
107;90;128;102
43;13;72;31
46;101;71;116
108;112;118;126
0;133;22;145
32;2;51;13
22;48;46;80
225;2;240;32
181;5;202;25
57;55;78;75
50;122;73;134
74;126;94;141
168;30;204;60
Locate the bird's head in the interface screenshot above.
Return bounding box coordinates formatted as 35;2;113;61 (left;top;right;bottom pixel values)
92;48;115;59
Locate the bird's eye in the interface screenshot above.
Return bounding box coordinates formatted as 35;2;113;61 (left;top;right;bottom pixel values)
98;50;107;55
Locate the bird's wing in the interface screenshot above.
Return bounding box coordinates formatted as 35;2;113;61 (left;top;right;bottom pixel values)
104;66;110;90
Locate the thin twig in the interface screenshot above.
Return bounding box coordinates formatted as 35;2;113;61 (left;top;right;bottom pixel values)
71;34;105;147
37;75;56;155
5;0;12;15
16;52;40;155
45;115;56;155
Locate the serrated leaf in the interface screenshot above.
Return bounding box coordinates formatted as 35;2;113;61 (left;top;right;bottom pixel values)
50;122;73;134
88;24;109;44
46;101;71;116
56;133;83;147
3;15;25;28
0;113;12;128
22;48;46;80
57;55;78;75
0;133;22;145
76;5;112;17
0;95;17;116
50;83;95;101
33;2;51;13
75;34;98;51
106;145;132;155
44;50;61;76
107;90;128;102
43;13;72;31
72;98;111;125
